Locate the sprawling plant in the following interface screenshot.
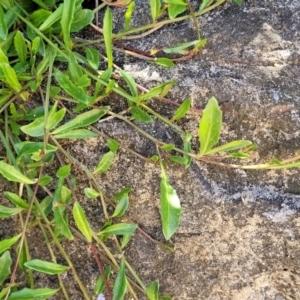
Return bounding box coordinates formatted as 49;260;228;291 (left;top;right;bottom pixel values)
1;0;299;299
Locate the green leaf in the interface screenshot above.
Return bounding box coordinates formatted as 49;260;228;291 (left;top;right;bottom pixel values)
0;6;8;40
163;40;200;54
114;187;131;201
53;206;73;239
124;1;135;31
20;108;66;137
86;47;99;70
172;98;191;121
199;0;212;11
120;233;133;249
164;0;186;5
168;4;187;19
94;266;111;295
150;0;161;22
131;106;153;122
52;108;108;134
61;0;75;49
73;201;93;242
39;175;52;186
0;161;35;184
4;192;29;210
0;204;23;218
84;187;100;198
112;261;127;300
24;259;69;275
198;97;222;156
153;57;174;68
68;51;83;82
8;288;59;299
56;164;71;178
14;31;27;62
70;9;94;32
99;223;137;236
146;280;159;300
93;151;115;174
268;161;300;170
111;194;129;218
206;140;253;155
54;68;92;104
229;152;249;159
53;129;98;139
168;155;188;164
161;143;175;151
103;8;113;68
107;139;119;153
119;69;138;97
0;251;12;285
138;81;176;101
0;286;10;299
233;0;243;5
0;62;29;100
39;3;63;31
160;166;181;240
0;234;21;255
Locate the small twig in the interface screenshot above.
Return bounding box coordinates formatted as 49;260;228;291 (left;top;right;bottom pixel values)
90;242;113;300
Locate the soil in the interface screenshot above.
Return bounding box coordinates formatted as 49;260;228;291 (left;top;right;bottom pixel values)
1;0;300;299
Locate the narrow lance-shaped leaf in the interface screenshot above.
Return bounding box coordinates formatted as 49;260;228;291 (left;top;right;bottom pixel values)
119;69;138;97
131;106;153;122
53;129;98;139
99;223;137;236
198;97;222;156
84;187;100;198
103;8;113;68
154;57;174;68
112;261;127;300
4;192;29;209
0;204;23;218
73;201;93;242
206;140;253;155
52;108;109;134
0;251;12;285
160;165;181;240
94;266;111;295
199;0;212;11
111;194;129;218
39;3;64;31
24;259;69;275
124;1;135;31
163;40;200;54
70;9;94;32
86;47;99;70
0;161;35;184
150;0;161;22
8;288;59;300
54;68;91;104
0;5;8;40
93;151;115;174
146;280;159;300
14;31;27;62
172;98;191;121
61;0;75;49
0;234;21;255
168;3;187;19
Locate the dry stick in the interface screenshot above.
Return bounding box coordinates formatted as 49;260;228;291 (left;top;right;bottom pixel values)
89;242;113;300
